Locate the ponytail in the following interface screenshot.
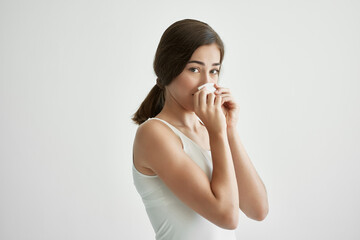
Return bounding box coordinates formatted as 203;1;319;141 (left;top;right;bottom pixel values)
131;83;165;125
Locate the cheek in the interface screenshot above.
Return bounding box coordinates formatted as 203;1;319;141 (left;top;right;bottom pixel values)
178;75;198;92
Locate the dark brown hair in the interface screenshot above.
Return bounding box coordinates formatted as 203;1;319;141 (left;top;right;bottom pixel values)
131;19;225;125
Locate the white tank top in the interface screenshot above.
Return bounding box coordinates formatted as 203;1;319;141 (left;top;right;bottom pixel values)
132;117;237;240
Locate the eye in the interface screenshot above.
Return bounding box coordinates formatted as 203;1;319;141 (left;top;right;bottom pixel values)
189;67;199;73
210;69;220;75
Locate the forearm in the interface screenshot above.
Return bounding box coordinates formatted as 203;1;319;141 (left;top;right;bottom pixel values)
209;130;239;214
227;127;269;221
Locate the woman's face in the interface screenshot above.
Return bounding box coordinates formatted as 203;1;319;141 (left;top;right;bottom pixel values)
166;43;221;111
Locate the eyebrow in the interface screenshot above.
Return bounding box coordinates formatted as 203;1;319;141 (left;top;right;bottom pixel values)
187;60;221;66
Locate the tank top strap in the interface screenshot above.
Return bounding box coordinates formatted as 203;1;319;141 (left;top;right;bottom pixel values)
147;117;185;144
149;117;212;152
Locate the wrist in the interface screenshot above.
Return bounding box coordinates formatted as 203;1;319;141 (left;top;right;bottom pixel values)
208;128;227;138
226;125;237;134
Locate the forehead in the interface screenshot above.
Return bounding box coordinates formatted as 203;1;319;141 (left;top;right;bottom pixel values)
189;43;221;63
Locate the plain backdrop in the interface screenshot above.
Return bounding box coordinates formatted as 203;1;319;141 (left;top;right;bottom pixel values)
1;0;359;239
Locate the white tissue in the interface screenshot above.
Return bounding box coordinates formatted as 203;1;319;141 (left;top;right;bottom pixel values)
197;83;216;93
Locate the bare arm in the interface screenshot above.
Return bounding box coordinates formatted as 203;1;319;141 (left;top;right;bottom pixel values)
208;129;239;225
195;87;239;227
227;127;269;221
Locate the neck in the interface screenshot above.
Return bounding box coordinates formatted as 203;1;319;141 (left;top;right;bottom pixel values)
156;89;203;132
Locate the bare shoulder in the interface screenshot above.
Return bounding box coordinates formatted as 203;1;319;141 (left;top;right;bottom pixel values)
133;119;183;175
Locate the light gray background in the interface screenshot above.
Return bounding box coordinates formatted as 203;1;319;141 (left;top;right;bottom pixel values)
1;0;359;239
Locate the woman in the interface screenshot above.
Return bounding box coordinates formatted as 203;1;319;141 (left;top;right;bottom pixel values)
131;19;268;240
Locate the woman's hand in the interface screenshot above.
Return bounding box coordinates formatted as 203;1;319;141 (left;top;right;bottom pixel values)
193;87;227;134
214;83;240;129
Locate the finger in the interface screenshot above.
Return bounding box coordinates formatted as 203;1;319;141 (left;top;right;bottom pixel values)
215;87;230;95
215;94;222;108
214;83;222;89
199;88;208;110
214;83;226;94
218;93;232;99
220;95;234;105
207;92;215;105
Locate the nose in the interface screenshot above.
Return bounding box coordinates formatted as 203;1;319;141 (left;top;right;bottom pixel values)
201;72;213;84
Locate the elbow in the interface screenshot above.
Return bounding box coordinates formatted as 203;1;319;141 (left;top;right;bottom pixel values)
220;208;239;230
253;204;269;221
241;199;269;221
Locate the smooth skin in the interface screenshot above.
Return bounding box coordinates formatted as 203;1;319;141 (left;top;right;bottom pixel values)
133;44;268;230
